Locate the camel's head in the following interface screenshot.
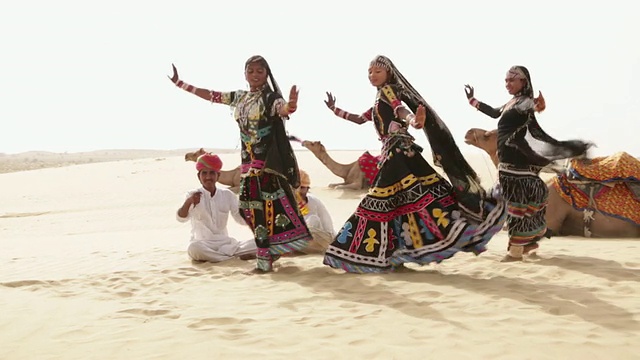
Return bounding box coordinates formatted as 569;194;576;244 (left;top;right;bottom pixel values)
464;128;498;154
184;148;206;162
301;140;326;154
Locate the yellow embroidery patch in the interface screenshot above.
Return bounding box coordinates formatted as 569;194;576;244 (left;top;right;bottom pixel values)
266;200;274;235
380;85;399;105
407;214;424;248
432;208;450;228
363;228;379;252
369;173;440;197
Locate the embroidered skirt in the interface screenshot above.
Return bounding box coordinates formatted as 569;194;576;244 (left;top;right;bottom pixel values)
498;163;549;246
239;169;312;271
323;137;507;273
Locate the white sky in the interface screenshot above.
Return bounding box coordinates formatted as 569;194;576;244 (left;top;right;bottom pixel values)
1;0;638;157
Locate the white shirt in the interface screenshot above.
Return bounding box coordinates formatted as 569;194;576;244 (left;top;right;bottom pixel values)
176;186;246;242
304;194;335;237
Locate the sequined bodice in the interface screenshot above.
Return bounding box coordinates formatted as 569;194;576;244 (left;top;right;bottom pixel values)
233;91;273;164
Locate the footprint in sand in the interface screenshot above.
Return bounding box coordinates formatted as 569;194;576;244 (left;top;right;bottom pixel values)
117;308;172;317
188;317;256;330
1;279;62;289
0;211;50;218
353;309;383;319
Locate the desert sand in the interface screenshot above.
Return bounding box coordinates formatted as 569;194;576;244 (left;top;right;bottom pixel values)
1;149;639;360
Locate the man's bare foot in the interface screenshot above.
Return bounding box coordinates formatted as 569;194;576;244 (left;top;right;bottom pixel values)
500;254;524;262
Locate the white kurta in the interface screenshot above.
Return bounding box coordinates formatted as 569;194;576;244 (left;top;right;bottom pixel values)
298;193;336;254
176;186;256;262
304;194;336;237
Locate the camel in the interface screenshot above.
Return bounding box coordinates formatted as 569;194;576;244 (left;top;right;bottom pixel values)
464;128;640;238
300;140;380;190
184;148;241;192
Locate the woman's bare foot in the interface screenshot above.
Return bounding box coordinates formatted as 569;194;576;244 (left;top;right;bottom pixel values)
391;263;418;273
239;254;256;261
502;244;524;262
500;254;524;262
243;267;271;275
523;243;539;255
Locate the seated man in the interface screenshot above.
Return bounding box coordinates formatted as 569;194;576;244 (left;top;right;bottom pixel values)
296;170;336;253
176;153;256;262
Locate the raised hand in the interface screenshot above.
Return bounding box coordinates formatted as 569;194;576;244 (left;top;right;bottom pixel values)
464;84;474;99
324;92;336;110
534;91;546;112
411;105;426;129
168;64;179;84
287;85;299;111
189;191;202;206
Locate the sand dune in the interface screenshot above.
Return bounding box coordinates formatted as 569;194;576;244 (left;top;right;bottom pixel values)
1;150;639;360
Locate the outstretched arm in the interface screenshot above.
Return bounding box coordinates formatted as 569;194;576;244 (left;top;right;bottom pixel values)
168;64;236;105
464;85;502;119
471;99;503;119
324;92;370;124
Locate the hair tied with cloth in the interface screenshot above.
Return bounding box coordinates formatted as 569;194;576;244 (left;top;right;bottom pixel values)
196;153;223;172
508;65;545;113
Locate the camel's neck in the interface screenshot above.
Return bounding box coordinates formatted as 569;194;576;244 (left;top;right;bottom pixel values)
217;170;234;186
314;150;351;177
490;151;499;167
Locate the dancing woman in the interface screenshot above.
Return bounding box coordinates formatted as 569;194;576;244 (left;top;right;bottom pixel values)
168;56;313;272
322;55;508;273
464;65;592;261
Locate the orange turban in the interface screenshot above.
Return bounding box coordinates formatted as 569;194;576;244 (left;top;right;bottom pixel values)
299;170;311;187
196;153;222;172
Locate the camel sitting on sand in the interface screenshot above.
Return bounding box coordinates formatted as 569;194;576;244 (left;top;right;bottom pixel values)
300;140;380;191
464;128;640;238
184;148;241;192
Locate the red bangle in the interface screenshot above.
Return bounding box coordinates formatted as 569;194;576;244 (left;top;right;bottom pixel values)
283;103;296;114
333;107;348;119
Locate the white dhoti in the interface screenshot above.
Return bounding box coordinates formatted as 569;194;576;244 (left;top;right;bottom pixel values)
187;237;256;262
301;215;334;254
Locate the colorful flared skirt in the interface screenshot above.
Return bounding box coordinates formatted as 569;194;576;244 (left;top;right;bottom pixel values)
323;144;507;273
239;171;313;271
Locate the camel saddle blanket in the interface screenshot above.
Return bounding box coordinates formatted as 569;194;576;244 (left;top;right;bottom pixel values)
553;151;640;226
567;151;640;183
358;151;381;186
